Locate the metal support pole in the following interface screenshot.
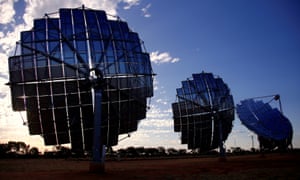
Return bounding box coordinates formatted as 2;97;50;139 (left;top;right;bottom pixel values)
89;88;105;173
278;97;283;114
218;118;226;161
251;135;254;149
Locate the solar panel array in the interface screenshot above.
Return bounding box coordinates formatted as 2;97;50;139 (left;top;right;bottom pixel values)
172;72;234;151
236;99;293;149
8;7;153;152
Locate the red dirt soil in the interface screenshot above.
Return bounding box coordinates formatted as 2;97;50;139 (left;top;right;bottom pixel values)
0;153;300;179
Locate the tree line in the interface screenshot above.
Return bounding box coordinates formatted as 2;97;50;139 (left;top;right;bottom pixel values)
0;141;39;158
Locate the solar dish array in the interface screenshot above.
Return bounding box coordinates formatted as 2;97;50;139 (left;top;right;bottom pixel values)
172;72;234;150
236;99;293;149
8;8;153;152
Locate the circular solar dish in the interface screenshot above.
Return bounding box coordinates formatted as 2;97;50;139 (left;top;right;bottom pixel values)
7;7;154;154
236;96;293;150
172;72;234;152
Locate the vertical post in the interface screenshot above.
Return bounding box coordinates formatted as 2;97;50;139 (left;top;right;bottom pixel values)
218;118;226;161
274;94;283;114
89;88;105;173
278;98;283;114
251;135;254;149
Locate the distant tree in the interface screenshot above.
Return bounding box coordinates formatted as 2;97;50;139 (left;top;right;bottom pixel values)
16;141;27;154
0;144;9;157
29;147;39;157
8;141;17;152
135;147;145;156
117;149;126;158
142;148;157;157
126;147;139;157
106;146;114;154
167;148;178;156
179;149;187;155
57;146;71;158
157;147;166;156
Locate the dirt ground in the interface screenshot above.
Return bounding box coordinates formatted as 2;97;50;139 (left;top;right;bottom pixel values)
0;153;300;180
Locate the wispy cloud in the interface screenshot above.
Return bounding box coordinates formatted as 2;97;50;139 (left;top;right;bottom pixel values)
153;77;159;91
122;0;140;10
22;0;127;26
156;98;168;105
141;3;151;18
0;0;15;24
150;51;180;64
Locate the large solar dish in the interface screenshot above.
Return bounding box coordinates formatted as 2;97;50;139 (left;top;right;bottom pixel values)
7;6;154;155
236;96;293;150
172;72;234;153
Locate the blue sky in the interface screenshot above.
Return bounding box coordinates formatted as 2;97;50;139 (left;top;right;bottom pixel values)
0;0;299;151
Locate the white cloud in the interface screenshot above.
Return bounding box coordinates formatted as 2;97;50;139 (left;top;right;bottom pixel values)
139;119;172;129
0;24;25;55
150;51;180;64
116;128;186;149
156;98;168;105
123;0;140;10
146;103;171;120
0;53;9;74
21;0;143;27
0;0;15;24
0;0;144;56
153;77;159;91
141;3;151;18
22;0;123;27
